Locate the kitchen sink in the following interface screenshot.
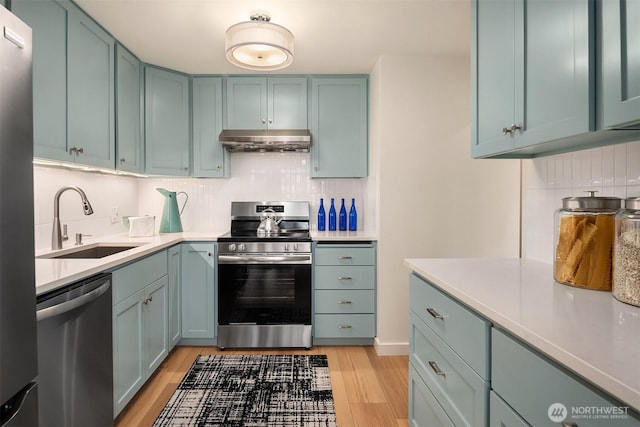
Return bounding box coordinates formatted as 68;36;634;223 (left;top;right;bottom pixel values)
37;243;145;259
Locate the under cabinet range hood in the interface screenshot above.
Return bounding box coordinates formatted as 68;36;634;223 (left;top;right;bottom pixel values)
219;129;311;152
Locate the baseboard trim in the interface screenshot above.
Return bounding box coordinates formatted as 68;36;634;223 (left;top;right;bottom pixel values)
373;338;409;356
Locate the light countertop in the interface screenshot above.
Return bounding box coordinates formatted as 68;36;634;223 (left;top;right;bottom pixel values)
36;230;378;295
404;257;640;412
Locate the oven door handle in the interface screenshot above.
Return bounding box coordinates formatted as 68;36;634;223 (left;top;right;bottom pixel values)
218;254;312;264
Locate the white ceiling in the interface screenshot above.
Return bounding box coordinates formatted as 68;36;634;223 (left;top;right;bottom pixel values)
74;0;471;75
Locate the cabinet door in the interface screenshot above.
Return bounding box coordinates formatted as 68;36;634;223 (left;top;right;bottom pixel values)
192;77;228;178
168;245;181;349
518;0;593;147
113;289;145;416
310;78;368;178
67;6;115;168
145;66;190;175
601;0;640;128
225;77;267;129
181;243;216;339
490;391;530;427
144;276;168;375
12;0;68;161
116;43;143;173
268;77;308;129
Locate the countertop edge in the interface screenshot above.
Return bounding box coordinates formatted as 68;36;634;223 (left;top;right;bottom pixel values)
404;257;640;413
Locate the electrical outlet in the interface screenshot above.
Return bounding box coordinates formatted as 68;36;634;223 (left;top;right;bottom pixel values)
110;207;119;224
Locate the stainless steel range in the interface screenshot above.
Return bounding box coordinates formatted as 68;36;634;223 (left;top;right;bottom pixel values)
217;201;312;349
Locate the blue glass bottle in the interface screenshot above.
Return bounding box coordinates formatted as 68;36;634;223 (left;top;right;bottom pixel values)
339;198;347;230
317;198;326;231
349;198;357;231
328;198;337;231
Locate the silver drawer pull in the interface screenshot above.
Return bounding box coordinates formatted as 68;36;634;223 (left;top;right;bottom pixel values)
562;423;578;427
338;300;352;304
428;361;445;376
426;308;444;319
338;324;352;329
338;276;352;281
338;256;353;260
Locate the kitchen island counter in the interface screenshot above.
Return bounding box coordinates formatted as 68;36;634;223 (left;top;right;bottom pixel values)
404;257;640;413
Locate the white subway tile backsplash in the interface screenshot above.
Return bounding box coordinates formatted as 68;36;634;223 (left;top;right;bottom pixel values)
522;139;640;263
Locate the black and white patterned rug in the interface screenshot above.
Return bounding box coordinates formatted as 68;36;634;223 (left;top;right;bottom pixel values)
153;354;337;426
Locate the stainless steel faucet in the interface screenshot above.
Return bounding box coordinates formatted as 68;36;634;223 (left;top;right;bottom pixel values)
51;186;94;250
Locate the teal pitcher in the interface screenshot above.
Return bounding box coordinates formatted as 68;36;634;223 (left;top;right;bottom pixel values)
157;188;188;233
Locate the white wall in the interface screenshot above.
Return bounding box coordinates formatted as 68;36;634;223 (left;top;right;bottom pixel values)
522;140;640;262
370;55;521;355
136;153;374;233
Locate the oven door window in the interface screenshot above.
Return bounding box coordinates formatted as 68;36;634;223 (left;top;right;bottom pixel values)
218;264;311;325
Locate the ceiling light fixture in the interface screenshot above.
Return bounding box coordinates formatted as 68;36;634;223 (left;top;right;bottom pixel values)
225;12;294;71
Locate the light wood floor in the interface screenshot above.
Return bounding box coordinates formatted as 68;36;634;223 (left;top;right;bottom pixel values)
115;345;409;427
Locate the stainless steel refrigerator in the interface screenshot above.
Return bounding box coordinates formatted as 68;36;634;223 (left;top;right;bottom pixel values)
0;5;39;426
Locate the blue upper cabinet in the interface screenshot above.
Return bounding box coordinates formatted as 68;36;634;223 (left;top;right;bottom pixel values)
12;0;68;162
192;77;228;178
116;44;143;173
13;0;116;168
310;77;368;178
472;0;593;158
144;66;190;176
600;0;640;129
224;76;307;129
67;6;116;169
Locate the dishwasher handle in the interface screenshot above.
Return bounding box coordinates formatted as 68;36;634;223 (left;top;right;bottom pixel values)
37;280;111;322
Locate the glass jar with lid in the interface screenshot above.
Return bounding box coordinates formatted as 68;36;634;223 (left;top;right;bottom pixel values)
554;191;621;290
613;197;640;306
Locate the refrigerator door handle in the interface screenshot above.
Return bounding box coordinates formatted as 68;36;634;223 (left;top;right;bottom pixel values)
36;280;110;321
0;382;37;426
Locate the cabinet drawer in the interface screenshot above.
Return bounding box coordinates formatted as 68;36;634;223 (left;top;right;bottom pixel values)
410;273;489;379
315;266;374;290
410;312;488;427
313;314;374;338
490;391;529;427
492;328;640;427
409;363;454;427
112;250;167;304
314;245;375;266
314;290;374;314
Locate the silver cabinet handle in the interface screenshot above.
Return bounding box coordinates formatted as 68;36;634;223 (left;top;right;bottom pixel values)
502;126;512;135
510;123;521;133
426;308;444;319
338;324;352;329
562;423;578;427
120;157;126;164
262;118;266;124
338;276;352;281
338;300;352;304
428;361;445;376
76;147;84;154
338;256;353;260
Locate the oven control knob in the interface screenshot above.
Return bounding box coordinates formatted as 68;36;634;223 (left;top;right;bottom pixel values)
228;243;236;252
284;244;290;252
294;243;299;251
238;244;245;252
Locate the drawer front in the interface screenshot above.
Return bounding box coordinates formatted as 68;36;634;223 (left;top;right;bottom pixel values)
409;363;455;427
410;273;490;379
314;246;375;266
315;290;374;314
492;328;640;427
314;314;374;338
410;312;488;427
112;250;168;304
315;266;375;290
490;391;530;427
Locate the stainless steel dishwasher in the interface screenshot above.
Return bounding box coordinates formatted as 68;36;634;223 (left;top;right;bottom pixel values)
36;273;113;427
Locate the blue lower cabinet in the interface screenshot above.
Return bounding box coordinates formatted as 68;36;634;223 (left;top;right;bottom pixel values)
181;243;215;339
492;328;640;427
409;363;454;427
490;391;530;427
313;314;374;338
